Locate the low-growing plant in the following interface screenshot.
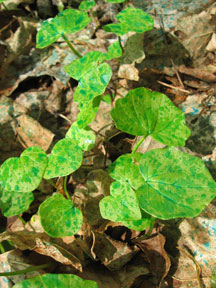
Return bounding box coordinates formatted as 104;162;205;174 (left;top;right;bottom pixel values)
1;0;216;285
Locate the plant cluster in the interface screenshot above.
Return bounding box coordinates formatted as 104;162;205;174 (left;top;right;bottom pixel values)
1;0;216;286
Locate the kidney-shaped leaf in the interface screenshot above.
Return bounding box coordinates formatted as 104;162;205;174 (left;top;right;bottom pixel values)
111;87;190;146
0;146;47;193
103;7;154;36
0;191;34;217
73;63;112;103
44;139;83;179
122;210;153;231
137;147;216;220
105;40;122;60
66;122;95;151
36;9;91;49
79;0;95;11
39;194;83;237
109;153;145;190
14;273;98;288
99;181;142;222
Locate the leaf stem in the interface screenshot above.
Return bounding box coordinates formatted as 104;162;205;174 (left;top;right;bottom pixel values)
118;36;124;53
62;33;82;58
0;243;5;254
0;263;51;277
64;176;70;200
1;2;8;9
17;215;26;225
132;136;146;154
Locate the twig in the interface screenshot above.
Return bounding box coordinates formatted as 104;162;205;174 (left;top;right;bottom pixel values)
157;80;190;93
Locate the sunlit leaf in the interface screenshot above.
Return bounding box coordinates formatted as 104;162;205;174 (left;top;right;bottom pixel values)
76;96;101;128
103;7;154;36
36;9;91;48
0;146;47;193
39;194;83;237
105;40;122;60
111;87;190;146
99;181;142;222
44;139;83;179
137;147;216;219
122;210;153;231
79;0;95;11
66;122;95;151
73;63;112;103
14;273;98;288
108;153;144;190
0;192;34;217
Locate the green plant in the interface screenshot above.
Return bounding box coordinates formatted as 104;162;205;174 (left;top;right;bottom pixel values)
1;1;216;286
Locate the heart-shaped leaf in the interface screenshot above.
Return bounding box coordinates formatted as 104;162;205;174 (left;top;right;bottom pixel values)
36;9;91;49
73;63;112;103
122;211;153;231
111;87;190;146
137;147;216;219
79;0;95;11
44;139;83;179
99;181;142;222
0;146;47;193
76;96;101;128
103;7;154;36
109;153;145;190
14;273;98;288
105;40;122;60
66;122;95;151
39;194;83;237
64;51;105;80
0;192;34;217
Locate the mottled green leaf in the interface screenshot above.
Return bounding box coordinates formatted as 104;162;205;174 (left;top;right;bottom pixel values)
64;51;104;80
0;146;47;193
105;40;122;60
36;9;91;49
99;181;142;222
79;0;95;11
14;273;98;288
44;139;83;179
111;87;190;146
0;192;34;217
137;147;216;220
106;0;125;2
76;96;101;128
39;194;83;237
109;153;145;190
103;7;154;36
73;63;112;103
122;211;153;231
66;122;95;151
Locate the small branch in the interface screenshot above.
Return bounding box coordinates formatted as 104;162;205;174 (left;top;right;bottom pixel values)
157;80;190;94
0;263;51;277
62;33;82;58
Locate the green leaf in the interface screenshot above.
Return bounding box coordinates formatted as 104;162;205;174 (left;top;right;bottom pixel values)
79;0;95;11
39;194;83;237
36;9;91;49
103;7;154;36
105;40;122;60
0;192;34;217
73;63;112;103
76;96;101;128
0;146;47;193
44;139;83;179
106;0;125;2
122;211;153;231
99;181;142;222
14;273;98;288
64;51;104;80
66;122;95;151
109;153;145;190
111;87;190;146
137;147;216;220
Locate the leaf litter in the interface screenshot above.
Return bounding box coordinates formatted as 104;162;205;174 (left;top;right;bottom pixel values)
0;0;216;287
